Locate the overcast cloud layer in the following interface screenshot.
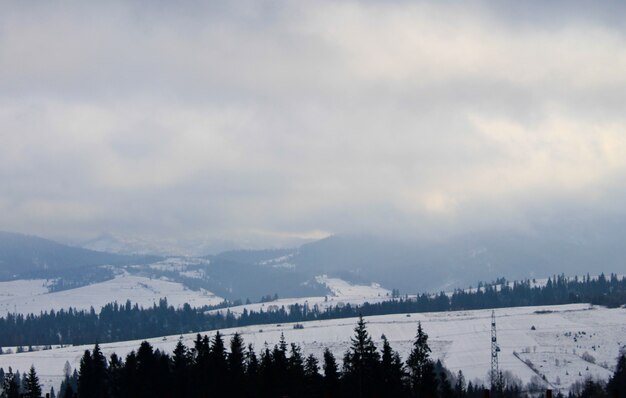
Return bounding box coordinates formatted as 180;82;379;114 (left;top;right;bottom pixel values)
1;1;626;251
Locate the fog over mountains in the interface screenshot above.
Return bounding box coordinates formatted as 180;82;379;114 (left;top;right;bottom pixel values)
2;220;624;298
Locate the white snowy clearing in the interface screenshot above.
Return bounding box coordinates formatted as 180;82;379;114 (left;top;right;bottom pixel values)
208;275;391;317
1;303;623;394
0;274;223;316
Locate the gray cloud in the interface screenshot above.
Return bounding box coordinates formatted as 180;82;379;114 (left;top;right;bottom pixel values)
1;1;626;250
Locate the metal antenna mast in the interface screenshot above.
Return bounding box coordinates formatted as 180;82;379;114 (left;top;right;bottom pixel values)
490;310;500;389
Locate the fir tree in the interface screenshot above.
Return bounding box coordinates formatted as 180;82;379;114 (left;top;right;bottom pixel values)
344;315;381;398
1;367;19;398
435;360;454;398
381;334;405;396
287;343;306;396
607;354;626;398
209;331;228;396
245;344;260;397
455;370;466;398
107;353;124;398
136;341;158;398
228;333;246;397
407;322;437;398
77;349;93;398
323;348;340;398
23;366;42;398
305;354;322;398
172;339;191;397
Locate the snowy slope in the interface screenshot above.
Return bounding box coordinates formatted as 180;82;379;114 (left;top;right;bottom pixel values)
208;275;391;317
1;303;623;394
0;274;223;316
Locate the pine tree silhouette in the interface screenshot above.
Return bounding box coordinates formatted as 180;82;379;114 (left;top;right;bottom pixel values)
407;322;437;398
23;365;42;398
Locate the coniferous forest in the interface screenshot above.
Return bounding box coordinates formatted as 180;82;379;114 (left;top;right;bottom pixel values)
0;274;623;348
1;317;625;398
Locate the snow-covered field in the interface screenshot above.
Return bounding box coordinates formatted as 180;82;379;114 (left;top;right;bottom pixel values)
208;275;391;317
0;274;223;316
1;303;623;394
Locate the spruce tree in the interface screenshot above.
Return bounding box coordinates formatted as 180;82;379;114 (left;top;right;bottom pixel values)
344;315;381;398
407;322;437;398
245;344;260;397
229;333;246;397
107;352;124;398
78;349;93;398
435;360;454;398
209;331;228;396
259;345;275;397
323;348;339;381
1;367;19;398
172;339;191;397
381;335;404;396
23;366;42;398
607;354;626;398
455;370;466;398
136;341;158;398
305;354;322;398
287;343;305;396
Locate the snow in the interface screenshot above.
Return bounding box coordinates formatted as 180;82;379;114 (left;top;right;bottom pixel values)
0;279;53;300
258;253;296;269
0;274;223;316
207;275;392;317
1;303;623;394
316;275;390;298
147;257;211;272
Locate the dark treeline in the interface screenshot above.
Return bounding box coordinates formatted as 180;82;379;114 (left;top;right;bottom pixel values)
0;273;624;347
3;317;625;398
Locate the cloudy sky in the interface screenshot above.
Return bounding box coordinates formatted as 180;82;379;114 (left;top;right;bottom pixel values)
1;1;626;251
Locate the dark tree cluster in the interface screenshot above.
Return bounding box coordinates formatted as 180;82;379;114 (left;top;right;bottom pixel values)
0;274;624;348
0;365;44;398
54;317;502;398
4;318;626;397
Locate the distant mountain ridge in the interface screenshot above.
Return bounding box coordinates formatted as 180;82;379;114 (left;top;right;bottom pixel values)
3;224;626;300
216;228;626;294
0;231;160;280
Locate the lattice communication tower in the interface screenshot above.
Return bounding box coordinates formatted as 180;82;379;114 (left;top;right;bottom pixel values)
490;310;500;389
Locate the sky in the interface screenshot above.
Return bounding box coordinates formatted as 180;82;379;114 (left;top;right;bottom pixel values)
1;1;626;252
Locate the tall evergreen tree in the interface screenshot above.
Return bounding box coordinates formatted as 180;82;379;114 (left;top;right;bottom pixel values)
304;354;323;397
287;343;306;396
607;354;626;398
245;344;260;397
455;370;466;398
381;335;405;397
435;360;454;398
107;353;124;398
323;347;340;397
23;365;42;398
343;315;381;398
228;333;246;397
172;339;191;397
1;367;19;398
209;331;228;396
78;349;93;398
407;322;437;398
136;341;159;398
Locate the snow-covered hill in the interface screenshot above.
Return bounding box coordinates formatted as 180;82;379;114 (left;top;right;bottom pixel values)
1;303;623;394
0;274;223;316
208;275;391;317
